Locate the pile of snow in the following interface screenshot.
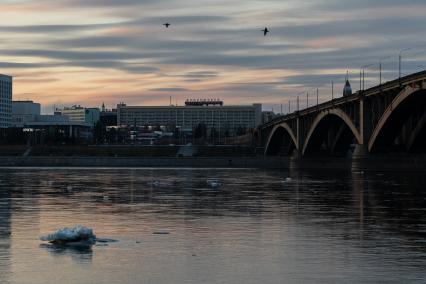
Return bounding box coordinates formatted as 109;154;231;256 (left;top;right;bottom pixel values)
40;225;96;244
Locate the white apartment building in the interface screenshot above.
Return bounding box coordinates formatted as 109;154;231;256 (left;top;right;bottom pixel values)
0;74;12;128
117;101;262;135
59;105;100;126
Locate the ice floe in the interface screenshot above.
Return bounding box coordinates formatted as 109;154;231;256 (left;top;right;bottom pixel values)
206;179;221;188
281;177;292;183
40;225;117;246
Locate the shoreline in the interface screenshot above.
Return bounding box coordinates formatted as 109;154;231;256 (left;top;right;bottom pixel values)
0;156;289;169
0;155;425;171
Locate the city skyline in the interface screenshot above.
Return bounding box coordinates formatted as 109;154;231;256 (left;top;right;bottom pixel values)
1;0;426;113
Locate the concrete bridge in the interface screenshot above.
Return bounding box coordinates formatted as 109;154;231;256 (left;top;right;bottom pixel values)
258;70;426;157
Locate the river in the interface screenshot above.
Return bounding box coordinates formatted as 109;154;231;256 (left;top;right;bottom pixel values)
0;167;425;283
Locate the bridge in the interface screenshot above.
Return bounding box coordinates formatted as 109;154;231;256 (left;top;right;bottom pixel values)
258;70;426;157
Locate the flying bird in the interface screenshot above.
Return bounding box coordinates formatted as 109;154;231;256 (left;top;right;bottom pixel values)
261;27;270;36
163;23;171;28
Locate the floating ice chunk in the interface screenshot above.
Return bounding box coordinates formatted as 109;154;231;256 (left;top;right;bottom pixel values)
281;177;292;183
206;179;221;188
40;225;96;244
150;180;172;187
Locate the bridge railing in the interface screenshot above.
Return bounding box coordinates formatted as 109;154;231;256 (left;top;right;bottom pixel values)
260;69;426;130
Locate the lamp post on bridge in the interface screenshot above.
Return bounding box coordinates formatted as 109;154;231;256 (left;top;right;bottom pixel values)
379;56;391;86
316;88;319;106
297;96;299;111
306;92;309;109
399;48;411;84
296;91;304;112
360;64;374;91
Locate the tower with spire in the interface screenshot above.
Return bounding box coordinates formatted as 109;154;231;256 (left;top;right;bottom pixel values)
343;71;352;97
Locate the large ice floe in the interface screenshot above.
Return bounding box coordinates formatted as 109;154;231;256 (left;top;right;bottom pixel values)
40;225;97;245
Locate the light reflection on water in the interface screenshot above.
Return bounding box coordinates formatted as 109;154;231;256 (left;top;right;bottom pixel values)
0;167;425;284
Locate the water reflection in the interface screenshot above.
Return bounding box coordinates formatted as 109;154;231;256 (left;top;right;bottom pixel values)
39;243;93;263
0;167;425;283
0;177;11;284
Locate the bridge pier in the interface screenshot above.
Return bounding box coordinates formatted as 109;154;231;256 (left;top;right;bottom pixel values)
354;96;370;158
291;149;302;160
352;144;368;157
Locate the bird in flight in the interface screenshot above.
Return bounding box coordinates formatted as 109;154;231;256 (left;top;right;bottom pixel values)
261;27;270;36
163;23;171;28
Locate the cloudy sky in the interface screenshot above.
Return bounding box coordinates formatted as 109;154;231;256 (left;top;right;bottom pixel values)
1;0;426;113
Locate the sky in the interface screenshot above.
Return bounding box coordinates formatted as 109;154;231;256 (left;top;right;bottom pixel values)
1;0;426;113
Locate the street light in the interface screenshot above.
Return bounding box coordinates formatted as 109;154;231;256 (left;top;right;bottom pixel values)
297;96;300;111
306;91;309;109
296;91;305;112
399;48;411;81
316;88;319;106
379;56;391;86
360;64;374;91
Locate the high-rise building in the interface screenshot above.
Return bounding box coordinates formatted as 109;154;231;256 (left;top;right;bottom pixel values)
0;74;12;128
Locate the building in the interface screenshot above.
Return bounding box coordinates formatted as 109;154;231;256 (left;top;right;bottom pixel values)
12;101;41;127
0;74;12;128
59;105;100;126
11;100;92;141
117;100;262;136
100;103;118;127
343;79;352;97
12;101;74;127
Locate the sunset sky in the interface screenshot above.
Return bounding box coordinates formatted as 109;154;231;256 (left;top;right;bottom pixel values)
1;0;426;113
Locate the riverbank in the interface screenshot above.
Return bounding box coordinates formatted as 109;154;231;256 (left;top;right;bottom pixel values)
0;156;288;168
1;155;425;170
1;145;426;170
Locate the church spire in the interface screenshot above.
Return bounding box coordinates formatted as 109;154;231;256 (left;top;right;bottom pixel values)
343;72;352;97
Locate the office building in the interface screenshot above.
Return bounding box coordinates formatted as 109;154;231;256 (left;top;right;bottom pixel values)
0;74;12;128
117;100;262;136
12;100;92;140
59;105;100;126
12;101;41;127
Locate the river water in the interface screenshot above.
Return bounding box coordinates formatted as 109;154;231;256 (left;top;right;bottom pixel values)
0;167;425;283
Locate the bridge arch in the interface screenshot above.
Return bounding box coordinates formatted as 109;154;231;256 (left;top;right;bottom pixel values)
302;109;362;156
264;123;298;156
406;110;426;152
368;85;426;152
